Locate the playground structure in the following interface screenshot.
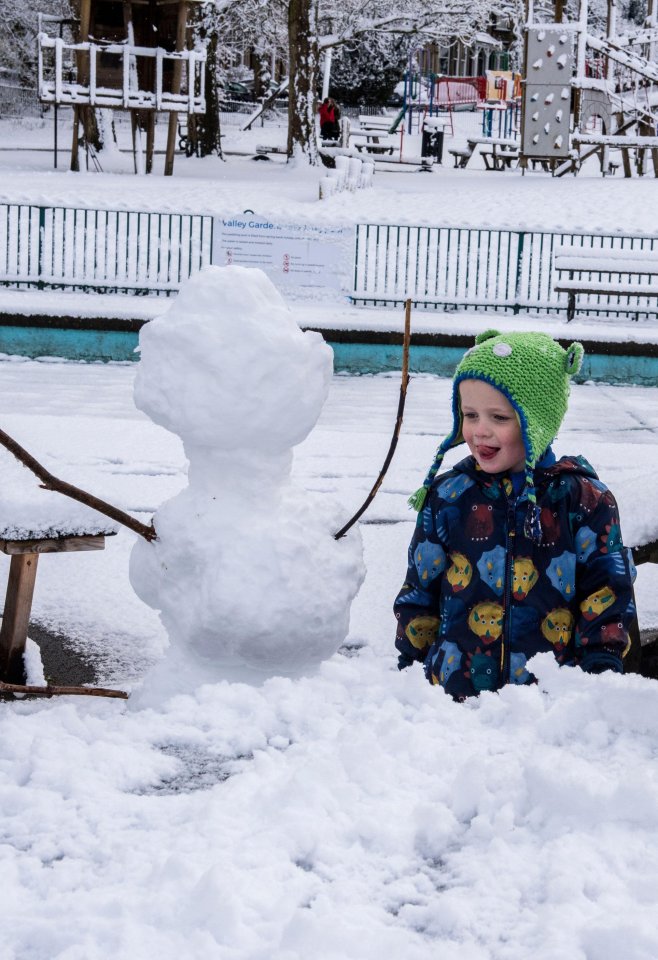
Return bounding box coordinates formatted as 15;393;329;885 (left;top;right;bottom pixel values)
520;0;658;176
36;0;206;175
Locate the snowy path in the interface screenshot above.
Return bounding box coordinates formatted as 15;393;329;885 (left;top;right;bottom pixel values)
0;360;658;959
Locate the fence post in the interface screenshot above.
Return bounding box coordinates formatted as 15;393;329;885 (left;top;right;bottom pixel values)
37;206;46;291
513;230;525;314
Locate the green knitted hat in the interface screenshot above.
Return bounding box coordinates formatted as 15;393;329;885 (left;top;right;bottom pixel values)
409;329;584;541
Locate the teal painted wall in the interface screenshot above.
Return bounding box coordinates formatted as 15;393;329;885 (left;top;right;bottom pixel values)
0;325;656;386
328;342;658;387
0;327;139;362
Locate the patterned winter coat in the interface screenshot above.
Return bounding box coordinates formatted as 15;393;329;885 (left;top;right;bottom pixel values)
394;454;635;699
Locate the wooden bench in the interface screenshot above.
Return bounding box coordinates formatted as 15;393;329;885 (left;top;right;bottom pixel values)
253;144;286;161
449;146;474;168
553;248;658;321
0;531;114;684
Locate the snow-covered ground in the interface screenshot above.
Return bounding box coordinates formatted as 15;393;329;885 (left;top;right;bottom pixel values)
1;357;658;959
1;112;658;959
2;110;657;236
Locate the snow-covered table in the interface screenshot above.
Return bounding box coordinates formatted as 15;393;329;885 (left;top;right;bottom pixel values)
0;533;110;684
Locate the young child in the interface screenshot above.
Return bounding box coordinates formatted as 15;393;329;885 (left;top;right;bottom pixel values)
394;330;636;699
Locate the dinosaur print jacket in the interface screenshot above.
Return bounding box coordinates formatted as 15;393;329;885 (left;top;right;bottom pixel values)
394;455;635;699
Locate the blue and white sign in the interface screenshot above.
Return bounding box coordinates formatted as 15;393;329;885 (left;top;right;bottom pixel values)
212;215;352;295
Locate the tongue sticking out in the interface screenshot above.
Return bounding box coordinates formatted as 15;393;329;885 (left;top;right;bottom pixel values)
479;446;499;458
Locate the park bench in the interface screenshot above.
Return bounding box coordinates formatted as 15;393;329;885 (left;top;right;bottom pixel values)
449;145;475;168
253;144;287;161
553;247;658;321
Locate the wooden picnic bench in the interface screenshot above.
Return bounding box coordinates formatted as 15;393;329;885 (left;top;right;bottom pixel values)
350;115;397;155
356;115;393;133
449;137;518;170
480;147;519;170
573;134;658;178
449;146;475;168
354;138;395;156
553;247;658;321
0;532;113;684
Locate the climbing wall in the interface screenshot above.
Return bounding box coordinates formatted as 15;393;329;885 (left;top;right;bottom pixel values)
521;27;574;160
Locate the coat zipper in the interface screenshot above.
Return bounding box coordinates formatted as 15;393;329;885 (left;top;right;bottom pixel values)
500;498;517;685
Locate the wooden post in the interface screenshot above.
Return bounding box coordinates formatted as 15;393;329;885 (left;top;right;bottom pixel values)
131;112;139;174
164;0;188;176
146;112;156;173
71;0;92;172
0;554;39;683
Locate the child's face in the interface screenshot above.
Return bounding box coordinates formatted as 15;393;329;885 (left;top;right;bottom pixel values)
459;379;526;475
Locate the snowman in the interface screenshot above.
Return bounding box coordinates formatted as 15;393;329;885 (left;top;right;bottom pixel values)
129;265;365;697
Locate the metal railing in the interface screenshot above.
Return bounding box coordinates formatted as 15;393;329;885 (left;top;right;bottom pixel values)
4;205;658;317
0;203;213;295
353;223;658;318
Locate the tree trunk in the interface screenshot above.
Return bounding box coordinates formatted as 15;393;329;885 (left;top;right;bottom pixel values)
286;0;319;163
200;31;223;157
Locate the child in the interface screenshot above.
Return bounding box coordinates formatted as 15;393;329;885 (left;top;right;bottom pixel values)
394;330;636;699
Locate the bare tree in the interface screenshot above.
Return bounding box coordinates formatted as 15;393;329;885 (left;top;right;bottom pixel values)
0;0;72;87
208;0;508;163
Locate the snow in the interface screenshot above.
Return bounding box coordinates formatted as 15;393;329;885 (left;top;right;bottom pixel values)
1;112;658;957
4;113;658;238
0;357;656;957
0;410;118;540
129;265;364;692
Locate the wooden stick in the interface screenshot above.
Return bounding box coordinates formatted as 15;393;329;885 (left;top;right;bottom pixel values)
0;680;128;699
0;427;157;543
334;298;412;540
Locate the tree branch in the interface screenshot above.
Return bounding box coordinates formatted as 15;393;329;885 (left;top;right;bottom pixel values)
334;298;412;540
0;680;129;699
0;427;157;543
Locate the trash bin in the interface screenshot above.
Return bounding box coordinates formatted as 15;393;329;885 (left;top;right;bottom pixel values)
421;128;444;164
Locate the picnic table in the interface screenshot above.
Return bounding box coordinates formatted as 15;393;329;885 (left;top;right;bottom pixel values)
449;137;518;170
351;116;397;155
573;133;658;178
469;137;519;170
354;135;395;156
0;530;115;684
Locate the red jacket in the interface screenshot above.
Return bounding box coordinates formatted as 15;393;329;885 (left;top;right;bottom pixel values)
319;102;335;125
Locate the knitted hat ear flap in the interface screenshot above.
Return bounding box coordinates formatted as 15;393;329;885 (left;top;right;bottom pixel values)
407;438;452;511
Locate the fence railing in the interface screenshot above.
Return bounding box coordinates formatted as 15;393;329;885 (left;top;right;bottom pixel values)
0;204;213;295
353;223;658;319
4;205;658;320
